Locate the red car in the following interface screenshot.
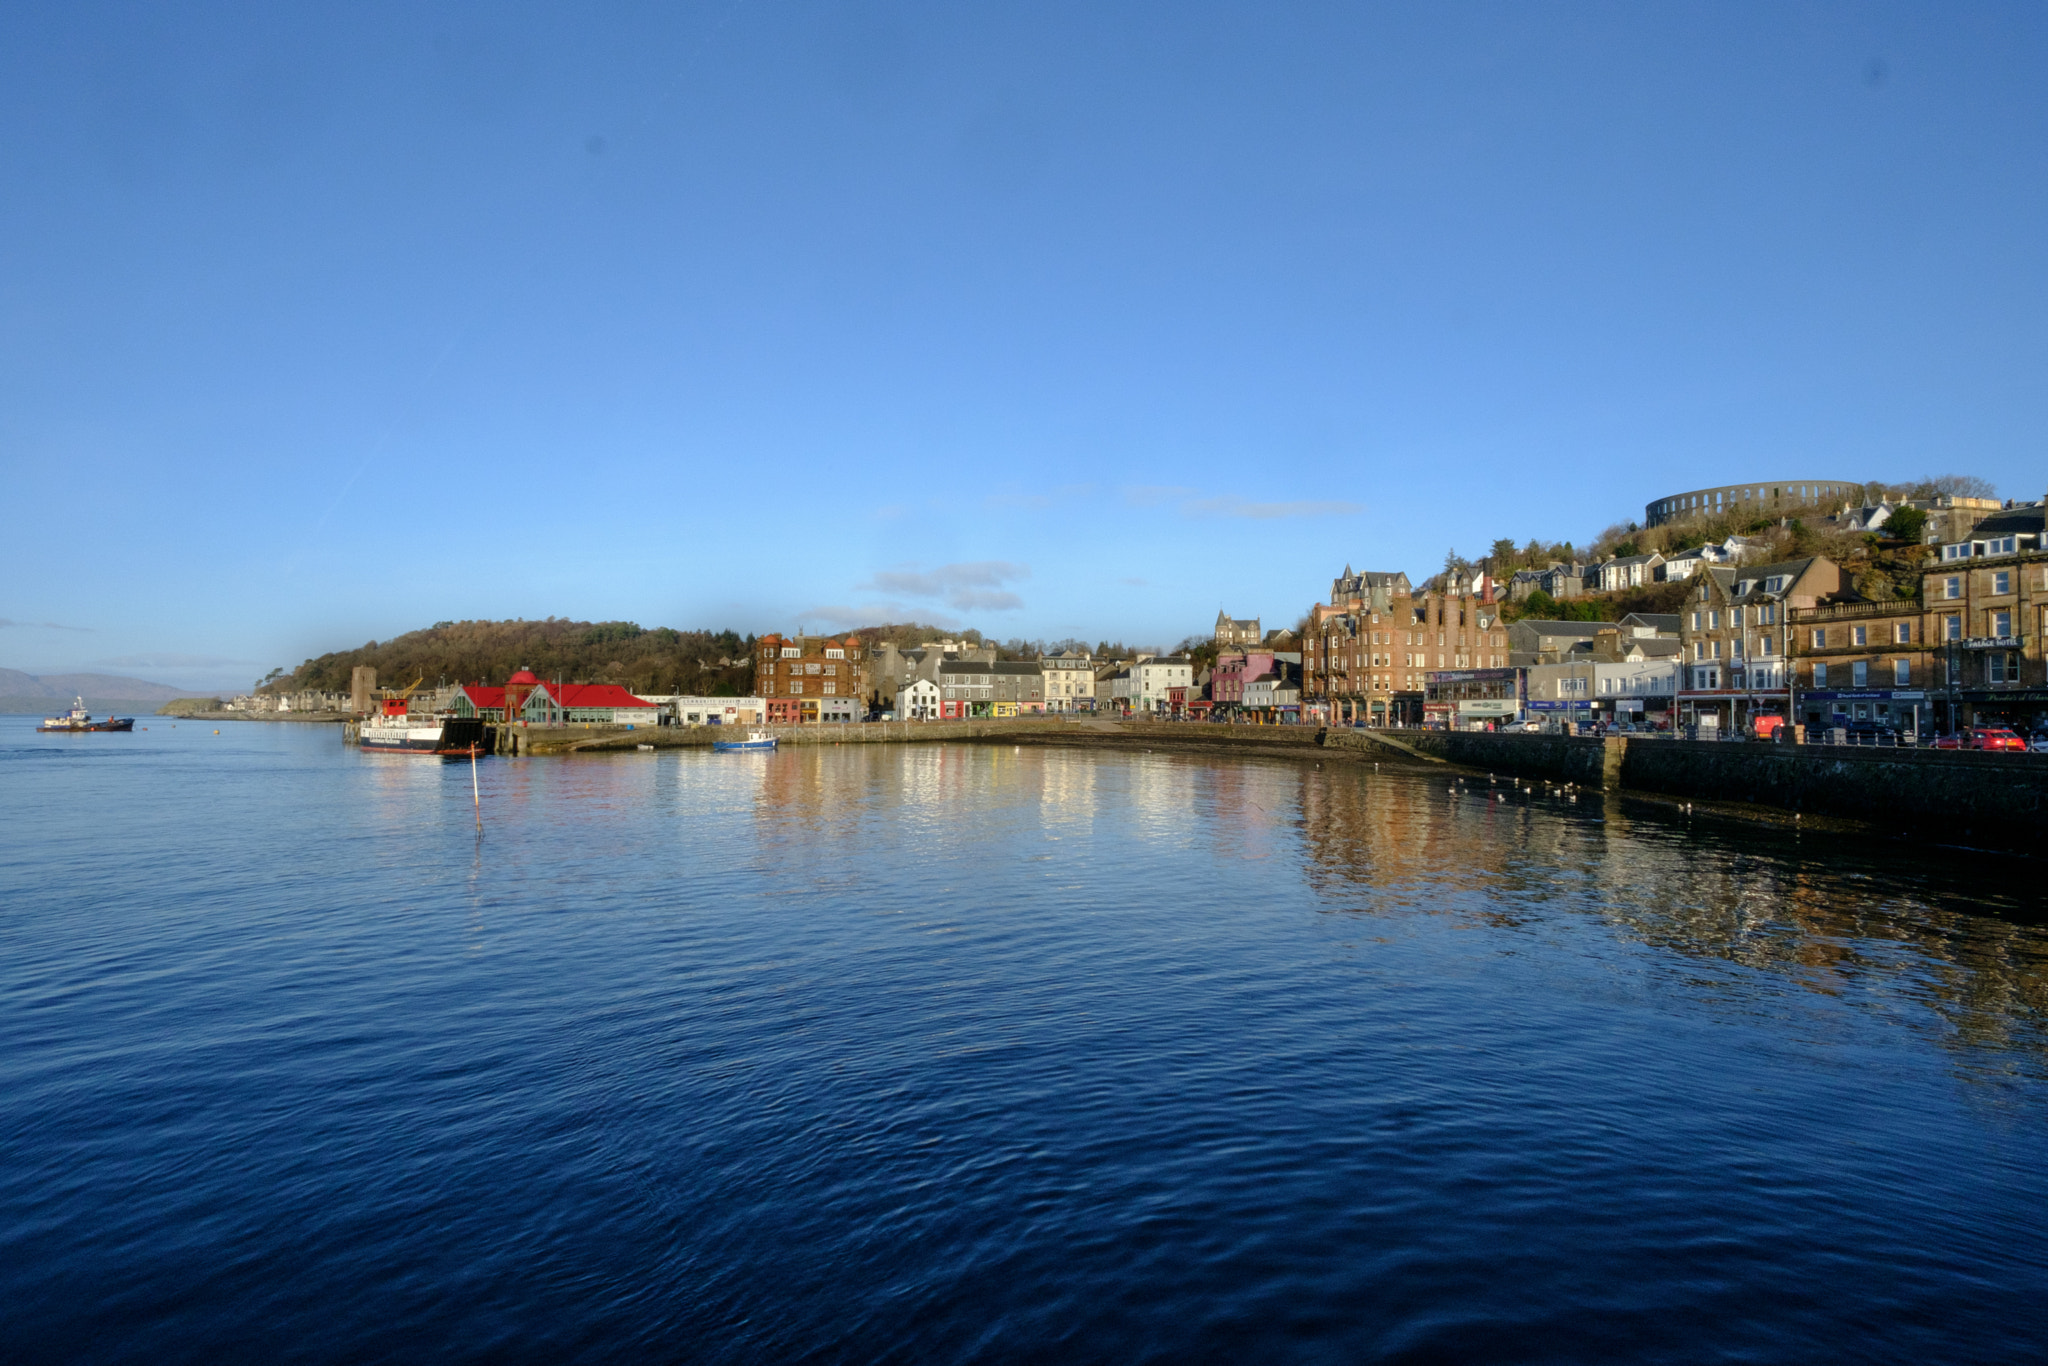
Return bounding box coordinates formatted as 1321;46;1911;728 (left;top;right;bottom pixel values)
1965;728;2028;752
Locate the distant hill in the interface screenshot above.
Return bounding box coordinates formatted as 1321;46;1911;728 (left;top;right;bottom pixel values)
273;619;759;698
0;668;192;714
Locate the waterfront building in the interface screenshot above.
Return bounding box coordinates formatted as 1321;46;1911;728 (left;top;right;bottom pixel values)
1128;657;1194;715
1786;599;1929;736
1039;651;1095;712
868;639;995;711
1677;556;1838;733
757;634;870;723
1306;570;1505;727
637;695;766;727
991;661;1046;716
1916;499;2048;732
1210;649;1279;713
519;682;661;727
1524;658;1677;727
1240;661;1302;720
896;679;941;720
449;685;509;721
936;659;993;719
1423;667;1522;728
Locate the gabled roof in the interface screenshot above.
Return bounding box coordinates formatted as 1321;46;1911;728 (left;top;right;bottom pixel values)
1605;552;1664;567
1620;613;1681;633
458;684;507;707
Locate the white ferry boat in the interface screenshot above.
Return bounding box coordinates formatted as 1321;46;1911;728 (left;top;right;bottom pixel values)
357;705;490;756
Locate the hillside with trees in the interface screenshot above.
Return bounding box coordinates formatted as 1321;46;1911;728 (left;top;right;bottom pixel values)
272;619;757;698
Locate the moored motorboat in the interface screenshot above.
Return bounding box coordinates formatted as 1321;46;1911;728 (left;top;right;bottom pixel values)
713;729;777;752
38;697;134;733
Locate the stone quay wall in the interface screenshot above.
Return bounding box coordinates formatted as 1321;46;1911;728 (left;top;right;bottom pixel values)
1353;729;2045;848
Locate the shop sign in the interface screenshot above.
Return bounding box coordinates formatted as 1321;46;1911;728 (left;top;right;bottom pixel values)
1458;699;1517;717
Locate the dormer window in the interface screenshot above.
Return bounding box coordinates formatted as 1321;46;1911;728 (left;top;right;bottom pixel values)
781;647;801;658
1763;575;1788;594
1942;543;1969;561
1734;580;1754;596
825;649;845;659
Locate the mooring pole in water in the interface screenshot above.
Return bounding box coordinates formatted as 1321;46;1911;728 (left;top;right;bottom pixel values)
470;744;482;829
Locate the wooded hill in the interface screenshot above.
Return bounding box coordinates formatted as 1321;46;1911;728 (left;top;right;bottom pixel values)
273;619;757;698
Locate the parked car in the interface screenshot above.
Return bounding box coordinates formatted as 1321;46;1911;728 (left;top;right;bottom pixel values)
1965;728;2027;752
2032;732;2048;754
1931;733;1963;750
1751;715;1785;741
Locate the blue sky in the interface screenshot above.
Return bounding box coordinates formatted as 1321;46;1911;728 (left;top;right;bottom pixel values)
3;3;2044;690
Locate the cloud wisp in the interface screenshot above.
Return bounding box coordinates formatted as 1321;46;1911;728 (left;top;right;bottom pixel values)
858;561;1031;613
0;618;93;632
1120;486;1364;520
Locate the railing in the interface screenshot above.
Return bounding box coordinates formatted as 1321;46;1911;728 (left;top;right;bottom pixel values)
1789;599;1915;623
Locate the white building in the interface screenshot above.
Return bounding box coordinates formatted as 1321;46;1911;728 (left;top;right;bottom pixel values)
896;678;941;720
1125;657;1193;714
1039;651;1096;711
641;695;766;727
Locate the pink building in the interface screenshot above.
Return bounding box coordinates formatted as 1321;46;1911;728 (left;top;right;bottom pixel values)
1211;650;1277;709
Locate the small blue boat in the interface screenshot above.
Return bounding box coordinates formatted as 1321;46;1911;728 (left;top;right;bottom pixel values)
713;729;778;753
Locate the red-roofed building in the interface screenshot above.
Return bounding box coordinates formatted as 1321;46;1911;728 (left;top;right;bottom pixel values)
449;684;509;720
504;669;542;717
519;681;660;727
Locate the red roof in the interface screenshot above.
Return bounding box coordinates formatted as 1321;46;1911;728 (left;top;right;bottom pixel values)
459;685;507;708
531;682;655;709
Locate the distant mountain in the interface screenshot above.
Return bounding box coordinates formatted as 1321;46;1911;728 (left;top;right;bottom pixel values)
0;668;194;713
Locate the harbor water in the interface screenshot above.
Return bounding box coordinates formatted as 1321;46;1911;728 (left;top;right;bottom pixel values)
2;717;2045;1362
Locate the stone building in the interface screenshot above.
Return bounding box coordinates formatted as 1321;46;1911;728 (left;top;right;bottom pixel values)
1786;599;1928;735
757;634;870;724
1916;499;2048;732
1214;612;1261;648
868;639;995;711
1677;557;1838;733
1039;651;1095;712
1305;564;1505;726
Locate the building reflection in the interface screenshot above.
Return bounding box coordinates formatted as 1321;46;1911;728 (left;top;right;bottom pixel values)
1295;765;2048;1074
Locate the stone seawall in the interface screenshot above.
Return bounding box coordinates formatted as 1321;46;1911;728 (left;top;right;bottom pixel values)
1355;729;2045;849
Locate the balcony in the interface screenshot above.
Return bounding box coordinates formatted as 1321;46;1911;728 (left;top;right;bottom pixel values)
1789;599;1916;623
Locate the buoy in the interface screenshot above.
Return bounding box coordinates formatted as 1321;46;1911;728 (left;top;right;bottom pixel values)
213;729;219;734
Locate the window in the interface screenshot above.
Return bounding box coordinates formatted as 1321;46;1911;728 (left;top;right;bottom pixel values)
1993;610;2013;638
1690;611;1701;630
1944;615;1962;641
1711;641;1722;659
782;647;801;658
1989;652;2018;684
1943;543;1969;562
1732;607;1744;627
1945;577;1961;599
823;682;836;694
1708;611;1720;629
1894;659;1910;686
1813;663;1827;687
1759;635;1775;656
1731;638;1744;659
1993;571;2011;595
1895;622;1911;644
825;648;845;659
789;680;804;694
1852;661;1868;687
1761;605;1777;624
1811;628;1826;648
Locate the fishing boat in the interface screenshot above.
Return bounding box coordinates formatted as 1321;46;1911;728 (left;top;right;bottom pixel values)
356;702;490;756
712;729;777;752
38;697;134;733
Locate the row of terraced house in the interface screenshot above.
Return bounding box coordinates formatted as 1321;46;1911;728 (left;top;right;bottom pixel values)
1284;493;2048;736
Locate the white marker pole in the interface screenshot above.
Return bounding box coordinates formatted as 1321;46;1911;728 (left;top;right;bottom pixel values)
470;744;482;829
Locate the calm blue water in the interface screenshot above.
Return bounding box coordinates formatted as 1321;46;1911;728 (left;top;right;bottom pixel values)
2;717;2045;1363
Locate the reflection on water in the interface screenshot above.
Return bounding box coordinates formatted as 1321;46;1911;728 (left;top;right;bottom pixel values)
3;723;2046;1362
